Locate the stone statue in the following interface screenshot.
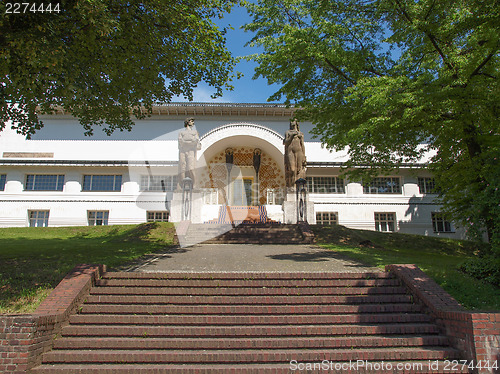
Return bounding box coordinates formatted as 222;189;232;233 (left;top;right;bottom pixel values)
284;119;306;188
253;148;262;176
178;117;201;189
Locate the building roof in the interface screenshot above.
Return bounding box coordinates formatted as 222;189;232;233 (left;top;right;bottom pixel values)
47;103;298;118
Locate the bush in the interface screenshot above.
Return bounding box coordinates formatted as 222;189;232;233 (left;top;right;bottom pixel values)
459;255;500;287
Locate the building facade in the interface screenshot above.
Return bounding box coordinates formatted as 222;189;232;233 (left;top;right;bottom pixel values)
0;103;462;238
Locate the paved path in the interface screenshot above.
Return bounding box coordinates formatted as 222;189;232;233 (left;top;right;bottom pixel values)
121;243;381;273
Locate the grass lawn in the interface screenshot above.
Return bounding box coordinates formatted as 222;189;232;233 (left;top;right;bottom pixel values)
312;225;500;311
1;222;498;314
0;223;176;314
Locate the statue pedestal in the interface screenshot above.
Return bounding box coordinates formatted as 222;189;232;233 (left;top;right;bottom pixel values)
282;191;315;224
170;190;203;223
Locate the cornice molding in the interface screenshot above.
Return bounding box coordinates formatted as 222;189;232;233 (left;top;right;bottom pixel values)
43;103;298;118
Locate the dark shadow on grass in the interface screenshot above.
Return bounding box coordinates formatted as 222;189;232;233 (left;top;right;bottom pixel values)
310;224;483;257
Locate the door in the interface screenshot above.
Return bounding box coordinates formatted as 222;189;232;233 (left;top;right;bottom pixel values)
232;177;254;206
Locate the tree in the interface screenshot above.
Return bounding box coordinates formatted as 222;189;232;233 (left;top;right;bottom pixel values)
244;0;500;246
0;0;236;136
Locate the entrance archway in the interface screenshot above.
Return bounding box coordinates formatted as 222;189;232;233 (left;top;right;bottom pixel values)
198;124;286;207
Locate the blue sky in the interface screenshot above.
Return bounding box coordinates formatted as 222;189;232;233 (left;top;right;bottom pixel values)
176;4;281;104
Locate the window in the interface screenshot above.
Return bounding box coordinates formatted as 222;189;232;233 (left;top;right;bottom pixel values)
0;174;6;191
88;211;109;226
316;212;338;225
29;210;49;227
147;211;169;222
266;188;285;205
418;177;436;194
375;212;396;232
202;188;219;205
432;212;453;233
25;175;64;191
307;176;345;193
140;175;177;191
83;175;122;191
364;177;401;194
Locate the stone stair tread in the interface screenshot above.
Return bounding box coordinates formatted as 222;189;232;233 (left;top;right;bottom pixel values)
96;278;400;287
101;271;390;279
30;270;469;373
80;303;423;314
69;312;431;325
83;294;414;305
42;347;462;364
60;323;440;338
182;223;311;245
89;286;407;295
30;362;472;374
53;335;449;349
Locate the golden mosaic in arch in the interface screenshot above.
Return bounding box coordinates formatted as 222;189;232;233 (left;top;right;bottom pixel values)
199;146;285;205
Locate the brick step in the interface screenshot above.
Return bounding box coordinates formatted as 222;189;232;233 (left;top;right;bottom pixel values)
191;240;305;245
185;236;303;241
205;225;307;243
80;303;423;315
214;229;302;237
90;286;407;296
189;229;300;235
97;278;400;288
231;227;298;231
210;234;303;240
183;227;231;233
223;224;298;229
186;230;301;236
41;347;461;364
29;362;472;374
183;235;290;240
101;271;390;280
69;313;431;326
84;294;413;305
53;335;449;350
184;230;303;240
187;224;298;231
202;235;303;240
215;232;302;237
188;223;287;228
60;323;440;338
200;239;305;244
30;269;470;373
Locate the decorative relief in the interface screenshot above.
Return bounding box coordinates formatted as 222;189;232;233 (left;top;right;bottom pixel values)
199;146;285;205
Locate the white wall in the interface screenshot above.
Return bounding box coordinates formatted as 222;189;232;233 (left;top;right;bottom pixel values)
0;114;463;239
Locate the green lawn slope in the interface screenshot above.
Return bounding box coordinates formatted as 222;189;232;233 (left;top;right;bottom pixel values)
312;225;500;311
0;222;498;314
0;223;176;314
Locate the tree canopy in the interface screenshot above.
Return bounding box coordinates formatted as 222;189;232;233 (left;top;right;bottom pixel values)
0;0;236;136
245;0;500;245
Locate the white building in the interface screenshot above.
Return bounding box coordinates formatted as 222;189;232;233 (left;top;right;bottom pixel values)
0;103;463;238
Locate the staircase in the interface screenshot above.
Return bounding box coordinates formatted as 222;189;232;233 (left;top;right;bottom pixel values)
31;271;469;373
182;223;311;246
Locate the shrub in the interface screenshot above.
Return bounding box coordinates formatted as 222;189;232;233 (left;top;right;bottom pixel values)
459;255;500;287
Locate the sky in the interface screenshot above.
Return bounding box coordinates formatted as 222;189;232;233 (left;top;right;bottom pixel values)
175;4;281;104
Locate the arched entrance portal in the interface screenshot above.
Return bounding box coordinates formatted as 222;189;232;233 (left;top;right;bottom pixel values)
197;124;286;223
200;145;284;206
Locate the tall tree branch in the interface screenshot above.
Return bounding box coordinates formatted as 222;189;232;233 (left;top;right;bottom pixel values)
470;49;499;78
424;0;436;20
392;0;457;75
324;58;356;85
340;22;384;77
